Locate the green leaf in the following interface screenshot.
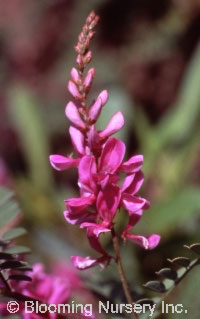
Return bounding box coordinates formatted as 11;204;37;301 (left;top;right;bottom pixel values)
8;87;53;191
0;201;20;229
0;260;27;270
2;227;27;241
156;268;177;281
186;244;200;255
5;246;31;255
144;281;166;293
168;257;191;268
0;187;14;206
0;252;14;260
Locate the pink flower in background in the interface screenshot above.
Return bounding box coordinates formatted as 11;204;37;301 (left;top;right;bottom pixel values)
1;262;94;319
50;11;160;270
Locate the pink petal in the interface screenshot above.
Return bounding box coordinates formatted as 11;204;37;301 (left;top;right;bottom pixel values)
64;210;95;225
71;256;98;270
83;224;110;255
78;156;97;193
88;125;101;153
97;184;121;223
126;234;160;250
99;138;125;174
121;193;147;213
83;68;95;89
99;112;125;140
66;195;95;214
118;155;144;174
121;174;136;193
94;173;119;185
98;90;109;106
69;126;85;155
81;222;111;237
89;90;109;123
89;97;102;122
65;101;86;130
147;235;161;249
123;171;144;195
71;67;81;84
68;80;82;100
71;255;110;270
49;155;80;171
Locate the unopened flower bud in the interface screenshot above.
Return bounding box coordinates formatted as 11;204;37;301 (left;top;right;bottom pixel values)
71;68;81;85
98;90;109;106
78;32;85;43
83;68;95;90
76;55;84;68
65;102;86;130
83;51;92;64
68;80;82;100
86;11;95;25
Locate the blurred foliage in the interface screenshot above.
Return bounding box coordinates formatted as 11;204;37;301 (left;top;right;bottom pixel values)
0;0;200;318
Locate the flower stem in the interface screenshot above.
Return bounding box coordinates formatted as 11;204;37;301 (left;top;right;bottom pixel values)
111;228;139;319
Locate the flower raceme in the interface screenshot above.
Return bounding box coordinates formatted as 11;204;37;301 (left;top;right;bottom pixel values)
49;11;160;270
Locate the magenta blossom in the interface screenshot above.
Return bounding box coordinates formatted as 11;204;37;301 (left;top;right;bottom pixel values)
1;262;94;319
49;11;160;270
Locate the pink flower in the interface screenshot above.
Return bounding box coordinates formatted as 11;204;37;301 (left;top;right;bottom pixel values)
60;136;159;269
49;11;160;270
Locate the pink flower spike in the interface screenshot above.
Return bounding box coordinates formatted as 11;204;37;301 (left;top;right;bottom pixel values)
98;90;109;106
118;155;144;174
83;68;95;90
65;102;86;130
71;67;81;84
69;126;85;156
99;111;125;140
68;80;82;100
49;155;80;171
99;138;126;174
89;97;102;122
126;234;160;250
